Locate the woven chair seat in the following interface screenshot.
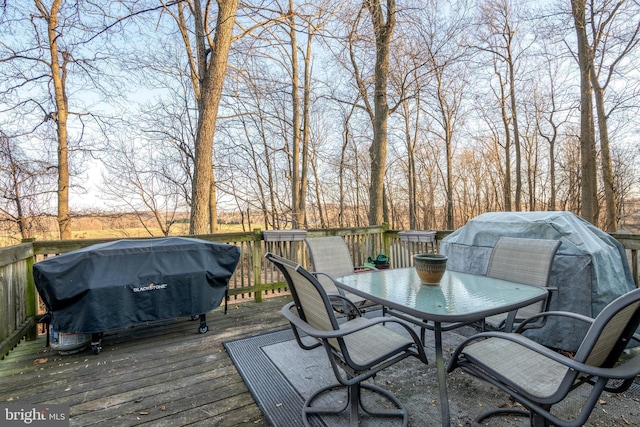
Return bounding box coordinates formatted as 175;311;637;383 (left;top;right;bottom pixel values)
461;337;569;399
335;317;415;367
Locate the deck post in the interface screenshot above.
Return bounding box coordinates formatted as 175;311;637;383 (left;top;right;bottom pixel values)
382;223;391;264
253;228;263;302
24;240;37;340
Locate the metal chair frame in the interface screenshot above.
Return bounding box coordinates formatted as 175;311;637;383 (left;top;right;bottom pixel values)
448;287;640;427
266;252;427;427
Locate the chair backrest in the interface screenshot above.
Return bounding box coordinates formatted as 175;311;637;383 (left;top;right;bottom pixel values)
486;237;561;287
305;236;357;278
265;252;339;334
577;287;640;367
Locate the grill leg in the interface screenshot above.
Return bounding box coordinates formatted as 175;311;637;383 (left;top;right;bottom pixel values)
91;333;103;355
198;314;208;334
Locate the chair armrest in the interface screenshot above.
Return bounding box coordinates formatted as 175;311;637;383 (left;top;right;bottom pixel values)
282;301;372;339
448;331;640;381
514;310;594;333
601;351;640;379
282;302;416;341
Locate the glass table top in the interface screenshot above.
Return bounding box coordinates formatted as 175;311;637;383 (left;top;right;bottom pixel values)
336;268;548;323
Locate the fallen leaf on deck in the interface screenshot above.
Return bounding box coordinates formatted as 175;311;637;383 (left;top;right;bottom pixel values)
32;358;48;365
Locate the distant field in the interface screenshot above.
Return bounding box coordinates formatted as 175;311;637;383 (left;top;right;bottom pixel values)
0;215;261;248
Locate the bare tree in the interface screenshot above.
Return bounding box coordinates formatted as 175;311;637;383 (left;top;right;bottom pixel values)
585;0;640;231
571;0;599;224
356;0;396;225
0;131;55;241
284;2;330;228
414;0;471;229
30;0;74;238
474;0;530;212
535;40;573;212
158;0;239;234
1;1;137;238
101;134;186;237
612;144;640;227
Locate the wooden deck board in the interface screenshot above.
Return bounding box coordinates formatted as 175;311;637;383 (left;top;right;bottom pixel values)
0;295;291;426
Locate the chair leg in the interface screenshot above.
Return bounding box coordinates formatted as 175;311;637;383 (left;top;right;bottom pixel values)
303;383;350;426
302;381;408;427
530;412;551;427
358;383;408;423
476;408;550;427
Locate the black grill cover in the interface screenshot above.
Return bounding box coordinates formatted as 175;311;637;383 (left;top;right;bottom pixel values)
34;237;241;333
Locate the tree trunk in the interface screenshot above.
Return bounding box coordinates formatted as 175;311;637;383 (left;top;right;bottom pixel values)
508;54;522;211
571;0;598;225
590;63;617;231
288;0;302;228
299;19;312;229
365;0;395;226
403;100;418;230
434;72;455;230
190;0;239;234
39;0;71;239
498;73;512;212
339;121;349;228
210;171;218;232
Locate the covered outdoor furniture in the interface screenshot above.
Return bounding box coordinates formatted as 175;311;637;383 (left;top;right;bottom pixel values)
483;236;561;332
441;211;636;351
447;287;640;427
265;252;427;427
34;237;240;353
304;236;378;313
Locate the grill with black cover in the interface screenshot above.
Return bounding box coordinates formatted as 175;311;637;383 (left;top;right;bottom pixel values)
34;237;240;354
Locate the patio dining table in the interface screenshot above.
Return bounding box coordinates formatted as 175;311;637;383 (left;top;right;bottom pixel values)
335;267;548;427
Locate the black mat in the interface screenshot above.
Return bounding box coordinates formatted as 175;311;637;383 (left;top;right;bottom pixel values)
224;318;411;427
224;327;403;427
224;328;322;427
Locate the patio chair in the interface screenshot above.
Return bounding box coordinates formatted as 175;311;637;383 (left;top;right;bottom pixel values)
447;287;640;427
265;252;427;427
483;236;561;331
304;236;379;314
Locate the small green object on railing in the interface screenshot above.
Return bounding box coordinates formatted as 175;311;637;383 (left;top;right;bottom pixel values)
367;254;389;269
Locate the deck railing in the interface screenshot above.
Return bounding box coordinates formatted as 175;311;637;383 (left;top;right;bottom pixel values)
1;226;637;359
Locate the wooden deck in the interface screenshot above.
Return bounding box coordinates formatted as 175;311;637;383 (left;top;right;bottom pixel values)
0;295;293;427
3;293;640;427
